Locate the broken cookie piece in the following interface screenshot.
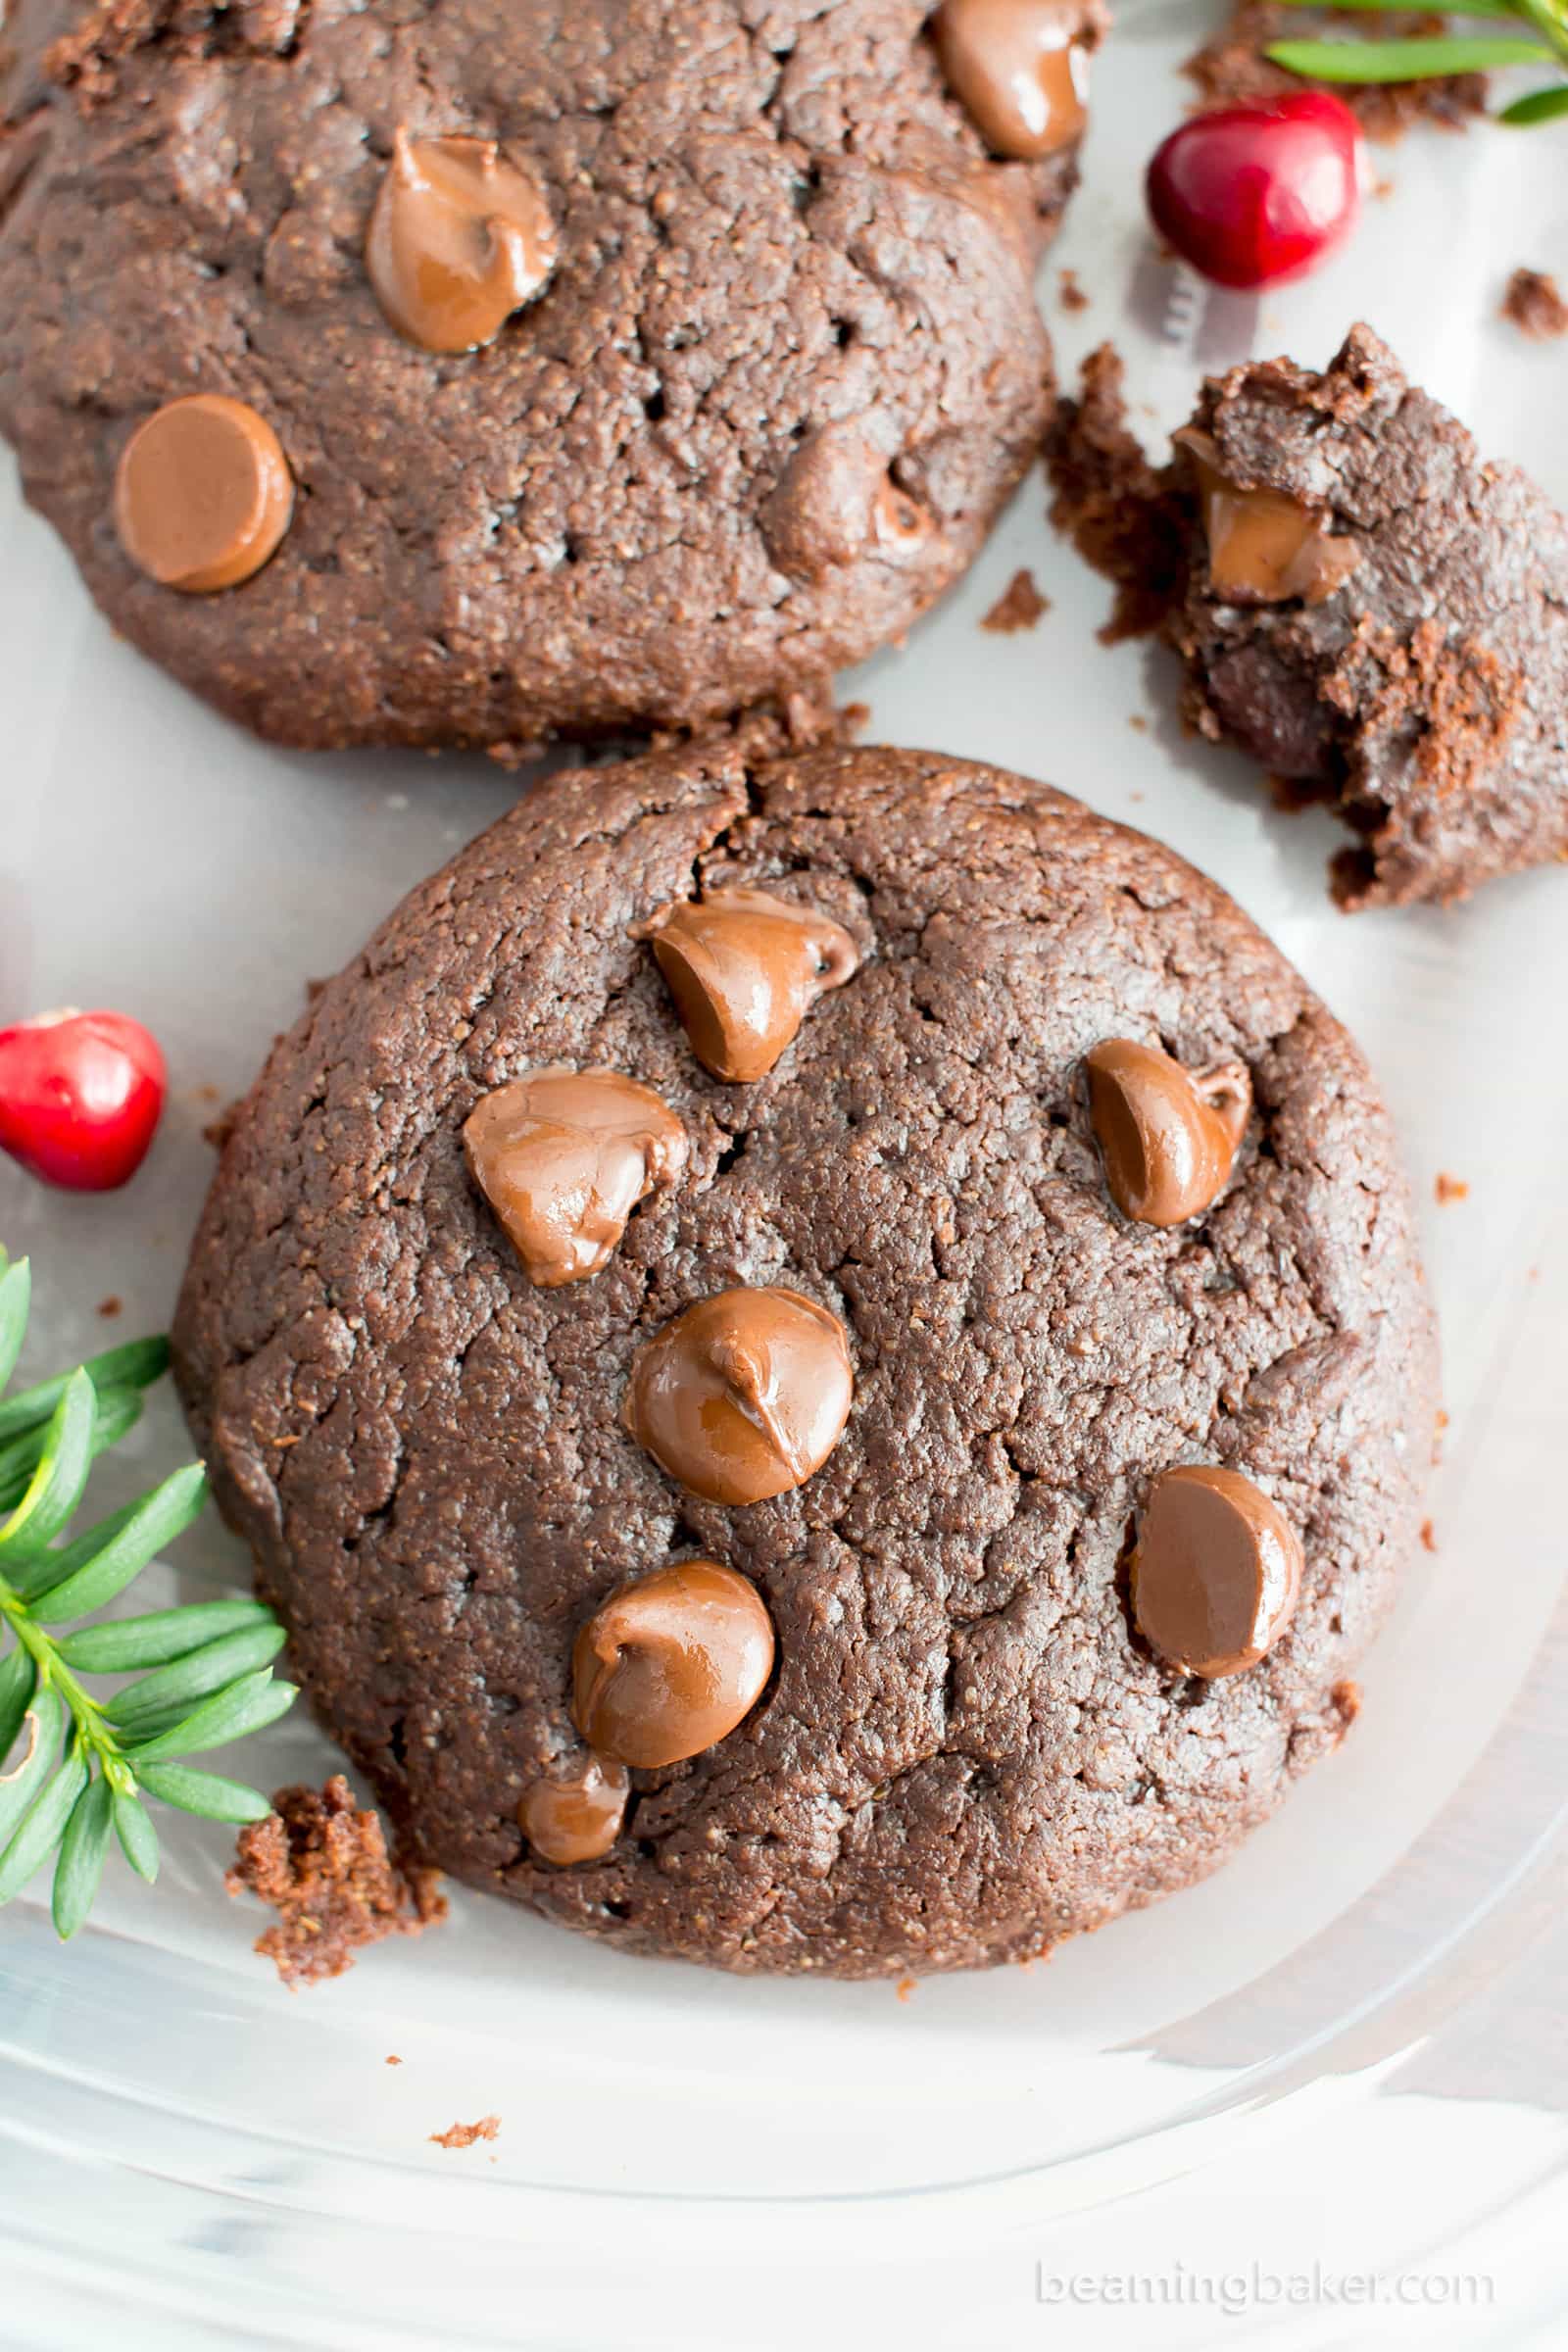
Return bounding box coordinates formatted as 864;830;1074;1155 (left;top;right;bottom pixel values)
226;1775;447;1987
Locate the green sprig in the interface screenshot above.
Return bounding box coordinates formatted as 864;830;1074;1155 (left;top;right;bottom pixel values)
1264;0;1568;120
0;1252;297;1939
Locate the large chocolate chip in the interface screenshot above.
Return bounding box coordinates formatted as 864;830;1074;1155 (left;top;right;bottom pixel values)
635;888;859;1083
114;395;293;594
1085;1038;1250;1227
934;0;1097;161
366;129;557;355
625;1285;854;1505
1176;429;1361;607
1131;1464;1303;1679
519;1753;629;1866
463;1067;687;1287
571;1559;775;1769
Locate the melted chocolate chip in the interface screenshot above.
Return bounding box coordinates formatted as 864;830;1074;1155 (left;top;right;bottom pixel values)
635;887;859;1083
463;1068;687;1287
934;0;1095;161
114;395;293;594
625;1286;854;1505
1131;1464;1304;1678
1085;1038;1250;1227
366;129;557;355
1177;429;1361;607
571;1559;775;1769
519;1754;629;1865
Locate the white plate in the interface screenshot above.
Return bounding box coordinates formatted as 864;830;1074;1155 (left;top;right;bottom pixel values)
4;15;1568;2345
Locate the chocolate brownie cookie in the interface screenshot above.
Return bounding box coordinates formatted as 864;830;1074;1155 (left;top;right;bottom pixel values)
1166;326;1568;908
0;0;1102;751
173;738;1438;1978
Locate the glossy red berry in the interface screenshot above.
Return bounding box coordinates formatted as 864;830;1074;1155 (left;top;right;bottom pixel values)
1146;93;1362;291
0;1009;168;1192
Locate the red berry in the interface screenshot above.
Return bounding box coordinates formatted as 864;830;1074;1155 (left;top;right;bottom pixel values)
0;1009;168;1192
1146;94;1362;291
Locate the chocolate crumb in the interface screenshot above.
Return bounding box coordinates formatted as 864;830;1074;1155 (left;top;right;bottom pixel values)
1044;345;1189;642
1435;1172;1469;1204
226;1775;447;1988
981;567;1050;634
430;2115;501;2150
1185;3;1488;141
1058;267;1089;314
1502;269;1568;342
1419;1519;1437;1552
96;1295;122;1319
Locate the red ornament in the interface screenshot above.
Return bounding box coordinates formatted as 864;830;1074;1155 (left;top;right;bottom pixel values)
1147;94;1362;291
0;1009;168;1192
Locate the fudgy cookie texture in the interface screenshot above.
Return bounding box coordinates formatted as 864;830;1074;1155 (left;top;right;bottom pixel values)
1167;325;1568;909
173;740;1438;1978
0;0;1075;750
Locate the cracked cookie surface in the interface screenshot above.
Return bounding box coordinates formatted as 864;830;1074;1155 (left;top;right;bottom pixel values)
0;0;1066;748
172;740;1438;1976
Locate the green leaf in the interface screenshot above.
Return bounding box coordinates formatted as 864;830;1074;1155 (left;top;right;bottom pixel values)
0;1369;97;1557
4;1497;143;1602
57;1595;273;1674
0;1384;146;1517
107;1619;287;1731
0;1335;170;1446
1266;33;1555;74
124;1670;298;1763
1272;0;1523;11
135;1761;274;1824
1499;79;1568;116
28;1465;208;1624
0;1749;88;1904
0;1683;63;1852
52;1773;113;1939
113;1788;161;1883
0;1642;38;1765
0;1258;30;1395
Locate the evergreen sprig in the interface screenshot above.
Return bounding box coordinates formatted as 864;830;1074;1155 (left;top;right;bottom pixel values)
0;1252;297;1939
1265;0;1568;121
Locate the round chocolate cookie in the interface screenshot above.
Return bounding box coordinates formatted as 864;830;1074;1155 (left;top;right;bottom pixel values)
173;740;1439;1977
0;0;1101;751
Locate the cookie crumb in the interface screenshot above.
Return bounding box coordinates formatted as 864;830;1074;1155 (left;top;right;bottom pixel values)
1501;268;1568;342
1331;1680;1362;1728
1058;267;1089;314
896;1975;917;2002
386;2054;403;2066
1128;714;1148;734
96;1294;122;1319
226;1775;448;1988
1044;345;1189;643
430;2115;501;2150
1419;1519;1437;1553
1434;1172;1469;1205
981;567;1050;634
1185;2;1488;142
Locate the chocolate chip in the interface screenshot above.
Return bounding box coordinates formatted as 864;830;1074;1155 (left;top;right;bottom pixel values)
1175;429;1361;607
114;395;293;594
624;1285;854;1504
366;129;557;355
1085;1038;1250;1227
571;1559;775;1768
635;888;859;1083
464;1067;686;1288
1131;1464;1303;1678
934;0;1096;161
519;1753;629;1865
